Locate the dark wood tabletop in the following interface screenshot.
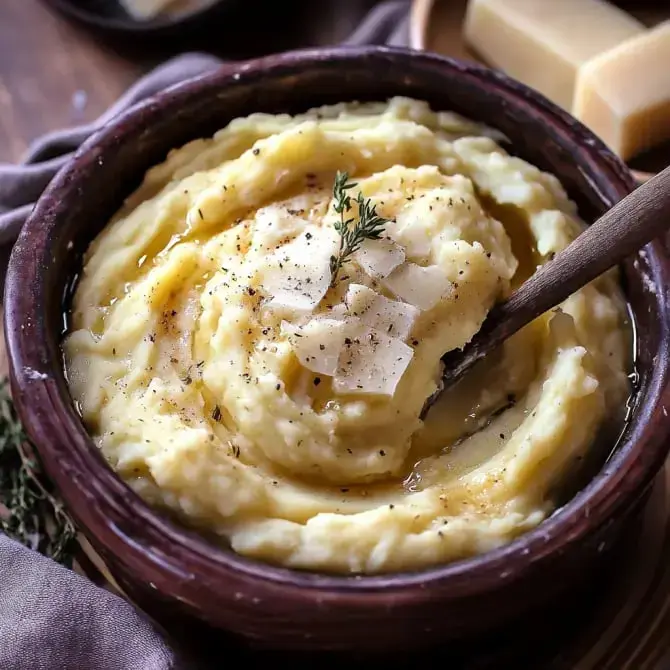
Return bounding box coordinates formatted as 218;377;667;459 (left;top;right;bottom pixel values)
0;0;380;163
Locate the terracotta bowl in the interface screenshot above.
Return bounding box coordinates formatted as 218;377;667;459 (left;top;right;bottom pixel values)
5;46;670;653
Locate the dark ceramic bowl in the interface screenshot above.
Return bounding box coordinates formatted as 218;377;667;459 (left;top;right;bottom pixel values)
43;0;240;38
5;46;670;653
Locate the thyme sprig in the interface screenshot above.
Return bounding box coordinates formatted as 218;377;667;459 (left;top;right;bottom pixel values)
0;379;77;566
329;171;390;286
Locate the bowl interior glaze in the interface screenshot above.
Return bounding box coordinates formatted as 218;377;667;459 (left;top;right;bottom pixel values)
5;47;670;651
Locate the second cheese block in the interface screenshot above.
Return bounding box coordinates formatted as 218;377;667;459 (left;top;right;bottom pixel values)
573;22;670;161
463;0;646;110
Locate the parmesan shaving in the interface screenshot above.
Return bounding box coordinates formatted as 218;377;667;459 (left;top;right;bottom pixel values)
314;303;348;321
281;318;350;376
333;326;413;396
345;284;419;341
260;227;337;315
353;237;405;279
390;208;433;258
383;263;453;311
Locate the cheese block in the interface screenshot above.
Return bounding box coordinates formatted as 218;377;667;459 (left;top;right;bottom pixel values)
573;21;670;160
463;0;646;110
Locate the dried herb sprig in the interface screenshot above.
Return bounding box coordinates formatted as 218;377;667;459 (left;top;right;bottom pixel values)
329;171;390;286
0;379;77;566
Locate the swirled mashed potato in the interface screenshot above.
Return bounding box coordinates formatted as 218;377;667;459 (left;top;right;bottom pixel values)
64;98;629;573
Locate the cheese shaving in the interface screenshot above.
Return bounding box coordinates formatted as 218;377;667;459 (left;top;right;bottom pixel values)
383;263;453;311
389;209;433;258
260;228;337;315
353;237;405;279
333;326;414;396
345;284;419;341
281;319;349;377
314;303;348;321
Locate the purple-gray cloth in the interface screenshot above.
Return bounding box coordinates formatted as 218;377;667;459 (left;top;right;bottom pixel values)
0;3;409;669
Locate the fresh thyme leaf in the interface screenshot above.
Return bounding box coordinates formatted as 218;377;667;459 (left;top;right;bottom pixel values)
329;171;391;286
0;378;77;566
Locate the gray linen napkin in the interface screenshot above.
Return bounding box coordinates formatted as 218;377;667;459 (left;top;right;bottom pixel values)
0;3;409;669
0;537;176;670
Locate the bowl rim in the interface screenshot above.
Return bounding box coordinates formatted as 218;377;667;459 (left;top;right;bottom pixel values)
5;44;670;600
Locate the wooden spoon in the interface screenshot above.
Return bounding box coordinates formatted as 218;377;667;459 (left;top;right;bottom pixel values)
422;164;670;417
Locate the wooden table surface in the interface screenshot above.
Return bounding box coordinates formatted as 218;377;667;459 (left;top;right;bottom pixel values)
0;0;380;163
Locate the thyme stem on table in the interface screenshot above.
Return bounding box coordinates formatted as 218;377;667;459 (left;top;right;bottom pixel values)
329;171;390;286
0;378;77;566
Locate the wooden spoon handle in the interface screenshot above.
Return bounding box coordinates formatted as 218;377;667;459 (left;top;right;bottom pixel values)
493;164;670;337
432;165;670;402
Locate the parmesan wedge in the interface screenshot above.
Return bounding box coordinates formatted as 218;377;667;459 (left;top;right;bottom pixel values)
345;284;419;341
383;263;453;311
353;237;405;279
333;326;414;396
281;319;350;377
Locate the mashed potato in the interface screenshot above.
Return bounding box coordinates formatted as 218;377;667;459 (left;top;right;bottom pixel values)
64;98;629;573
